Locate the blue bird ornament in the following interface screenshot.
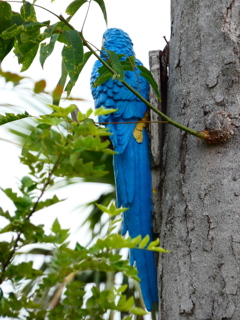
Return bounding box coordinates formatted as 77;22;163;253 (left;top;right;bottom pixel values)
90;28;158;311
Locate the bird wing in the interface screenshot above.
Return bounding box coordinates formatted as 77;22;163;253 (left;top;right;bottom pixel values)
91;59;149;154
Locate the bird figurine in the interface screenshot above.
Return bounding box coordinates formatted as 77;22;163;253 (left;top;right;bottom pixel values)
90;28;158;311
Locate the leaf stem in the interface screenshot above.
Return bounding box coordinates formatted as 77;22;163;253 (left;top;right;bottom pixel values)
122;80;206;139
97;120;168;125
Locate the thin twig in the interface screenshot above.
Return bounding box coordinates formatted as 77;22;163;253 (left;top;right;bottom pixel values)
163;36;169;44
81;0;92;33
96;120;168;125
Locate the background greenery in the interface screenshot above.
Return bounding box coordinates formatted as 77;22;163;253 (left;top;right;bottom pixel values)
0;1;166;319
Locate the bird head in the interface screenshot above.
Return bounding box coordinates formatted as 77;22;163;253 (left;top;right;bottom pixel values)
101;28;135;57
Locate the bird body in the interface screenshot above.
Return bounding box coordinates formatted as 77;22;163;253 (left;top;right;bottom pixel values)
90;28;158;311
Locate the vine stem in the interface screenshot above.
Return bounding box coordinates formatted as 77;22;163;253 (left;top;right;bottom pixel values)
3;0;207;139
97;120;168;125
81;38;206;139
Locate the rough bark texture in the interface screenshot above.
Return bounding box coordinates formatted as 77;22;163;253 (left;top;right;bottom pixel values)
158;1;240;319
149;50;163;234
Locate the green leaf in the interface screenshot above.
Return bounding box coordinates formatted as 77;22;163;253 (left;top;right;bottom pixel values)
76;110;86;122
73;136;110;153
127;55;136;65
74;119;111;137
38;115;63;126
0;207;11;220
94;106;117;116
65;51;93;95
21;123;50;156
18;40;38;56
0;24;24;40
116;284;128;294
12;12;25;27
93;0;108;25
66;0;88;17
147;237;160;249
106;50;124;81
1;188;32;214
51;218;61;234
24;21;50;32
74;108;92;122
137;65;161;101
51;218;70;243
149;246;170;253
109;218;122;232
62;30;83;87
12;10;44;71
64;79;74;97
0;70;26;84
96;202;128;216
109;202;128;215
47;104;77;117
92;69;112;87
33;79;46;93
139;235;150;249
18;41;39;72
21;176;36;189
120;296;134;310
6;262;42;281
52;84;64;106
36;195;62;212
130;307;148;316
85;108;93;118
0;112;29;126
40;33;59;68
0;2;14;62
82;50;92;64
0;242;12;265
20;1;37;22
54;158;108;179
0;2;12;34
52;59;67;105
92;234;142;252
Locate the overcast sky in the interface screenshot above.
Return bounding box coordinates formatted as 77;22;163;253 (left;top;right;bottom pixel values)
0;0;171;244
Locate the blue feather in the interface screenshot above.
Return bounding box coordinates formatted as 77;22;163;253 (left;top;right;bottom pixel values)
90;28;158;311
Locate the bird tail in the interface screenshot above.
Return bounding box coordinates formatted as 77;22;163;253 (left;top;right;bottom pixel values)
113;129;158;311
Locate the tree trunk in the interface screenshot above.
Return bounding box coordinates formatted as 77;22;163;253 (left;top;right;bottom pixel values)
155;1;240;319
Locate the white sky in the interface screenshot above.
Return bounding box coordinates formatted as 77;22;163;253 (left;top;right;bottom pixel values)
0;0;170;246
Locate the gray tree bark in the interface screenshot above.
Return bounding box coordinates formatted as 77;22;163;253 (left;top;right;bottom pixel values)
152;1;240;319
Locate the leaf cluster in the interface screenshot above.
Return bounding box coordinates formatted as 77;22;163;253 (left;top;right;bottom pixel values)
0;1;168;318
0;74;168;318
0;0;161;101
0;0;105;96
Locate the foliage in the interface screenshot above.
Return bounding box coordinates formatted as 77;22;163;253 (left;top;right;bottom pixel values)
0;77;167;318
0;0;161;99
0;1;168;319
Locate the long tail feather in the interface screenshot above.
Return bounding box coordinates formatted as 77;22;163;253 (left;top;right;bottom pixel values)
114;130;158;311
